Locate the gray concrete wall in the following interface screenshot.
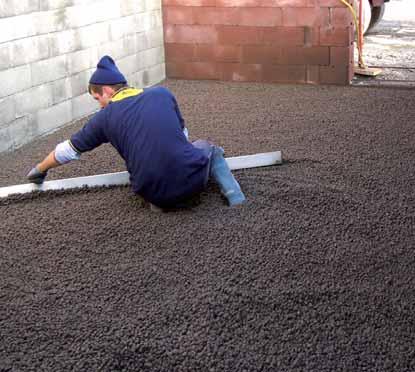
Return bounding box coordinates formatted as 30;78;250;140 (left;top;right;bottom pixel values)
0;0;165;153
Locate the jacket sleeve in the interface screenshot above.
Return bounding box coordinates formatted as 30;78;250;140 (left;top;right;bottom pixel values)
70;109;109;153
166;89;185;130
174;98;186;130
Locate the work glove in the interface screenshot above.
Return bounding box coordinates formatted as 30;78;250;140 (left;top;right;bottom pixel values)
27;166;48;184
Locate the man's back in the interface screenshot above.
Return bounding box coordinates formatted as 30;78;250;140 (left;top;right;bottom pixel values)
71;87;209;207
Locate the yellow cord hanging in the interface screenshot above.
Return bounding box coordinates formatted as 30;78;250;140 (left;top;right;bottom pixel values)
338;0;366;68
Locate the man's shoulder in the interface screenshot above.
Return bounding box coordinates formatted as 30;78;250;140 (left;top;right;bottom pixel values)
143;86;173;97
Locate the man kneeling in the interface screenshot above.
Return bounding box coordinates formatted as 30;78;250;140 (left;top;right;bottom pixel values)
27;56;246;209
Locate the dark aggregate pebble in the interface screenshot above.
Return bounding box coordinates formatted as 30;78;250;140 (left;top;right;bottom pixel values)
0;79;414;372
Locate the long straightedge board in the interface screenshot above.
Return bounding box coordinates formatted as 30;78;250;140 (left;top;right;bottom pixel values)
0;151;282;199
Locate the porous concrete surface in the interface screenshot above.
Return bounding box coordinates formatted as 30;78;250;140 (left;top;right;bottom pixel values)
1;79;414;371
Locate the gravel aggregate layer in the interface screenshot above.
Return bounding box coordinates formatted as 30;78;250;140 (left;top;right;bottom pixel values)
1;80;415;372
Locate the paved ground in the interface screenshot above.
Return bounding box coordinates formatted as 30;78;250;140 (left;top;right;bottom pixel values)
353;0;415;86
1;79;414;371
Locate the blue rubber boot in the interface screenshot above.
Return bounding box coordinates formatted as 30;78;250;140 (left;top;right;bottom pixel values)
210;146;246;206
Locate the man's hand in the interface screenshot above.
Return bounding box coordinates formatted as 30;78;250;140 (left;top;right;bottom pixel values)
27;166;48;184
26;150;61;184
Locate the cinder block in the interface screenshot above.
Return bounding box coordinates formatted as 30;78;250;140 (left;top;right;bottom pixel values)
136;50;149;71
11;35;50;67
0;97;16;126
262;64;306;83
98;39;128;60
141;46;165;68
306;65;320;84
136;32;150;52
33;9;68;35
217;0;317;6
141;69;150;87
0;116;35;153
72;0;89;5
239;7;282;27
163;6;194;25
14;0;40;14
304;26;320;46
220;62;262;82
142;10;163;31
0;43;12;71
330;7;353;26
150;27;165;49
15;85;54;116
262;27;305;46
0;1;39;18
215;0;259;6
270;0;320;8
48;1;119;29
217;26;263;45
191;61;222;80
319;0;351;7
0;2;16;18
0;14;36;43
145;0;162;11
0;65;32;98
122;34;139;56
165;24;218;43
118;54;140;76
165;43;195;62
66;48;98;75
320;26;353;47
163;0;215;6
109;16;135;41
51;77;73;104
319;65;351;84
93;0;121;23
0;125;12;153
193;7;239;25
330;46;353;66
131;62;165;87
72;93;96;120
121;0;146;16
283;7;330;27
241;45;280;64
39;0;74;11
165;61;183;78
147;63;166;85
70;70;91;97
37;100;72;134
48;30;81;57
200;44;241;63
31;55;67;86
126;72;138;87
63;5;92;28
133;12;153;34
280;46;330;65
78;23;110;49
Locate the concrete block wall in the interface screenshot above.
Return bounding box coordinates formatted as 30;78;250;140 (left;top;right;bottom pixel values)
163;0;354;85
0;0;165;153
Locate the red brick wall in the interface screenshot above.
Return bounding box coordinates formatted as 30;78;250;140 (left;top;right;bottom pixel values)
162;0;354;85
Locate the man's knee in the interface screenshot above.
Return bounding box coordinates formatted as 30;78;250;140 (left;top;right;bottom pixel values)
192;139;214;158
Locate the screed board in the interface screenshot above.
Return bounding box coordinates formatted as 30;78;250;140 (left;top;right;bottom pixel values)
0;151;282;198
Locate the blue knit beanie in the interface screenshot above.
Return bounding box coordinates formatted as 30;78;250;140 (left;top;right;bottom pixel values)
89;56;127;85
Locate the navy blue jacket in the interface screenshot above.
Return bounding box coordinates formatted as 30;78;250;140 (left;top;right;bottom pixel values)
70;87;209;207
